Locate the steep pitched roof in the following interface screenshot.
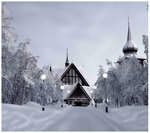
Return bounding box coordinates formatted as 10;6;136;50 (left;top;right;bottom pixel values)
51;66;69;79
65;83;91;101
63;84;77;99
60;63;90;86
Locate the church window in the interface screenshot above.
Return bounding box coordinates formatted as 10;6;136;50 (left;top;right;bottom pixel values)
62;68;83;85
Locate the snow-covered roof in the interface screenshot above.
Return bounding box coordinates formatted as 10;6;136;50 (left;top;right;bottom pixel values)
77;67;90;86
51;66;69;78
51;63;92;100
135;54;146;60
52;63;90;84
117;53;146;64
62;83;93;100
62;84;77;99
123;53;145;60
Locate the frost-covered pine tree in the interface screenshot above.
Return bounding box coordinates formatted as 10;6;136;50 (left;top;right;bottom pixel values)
95;65;106;101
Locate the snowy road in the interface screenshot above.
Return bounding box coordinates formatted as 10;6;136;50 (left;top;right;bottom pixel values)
2;103;148;131
43;106;124;131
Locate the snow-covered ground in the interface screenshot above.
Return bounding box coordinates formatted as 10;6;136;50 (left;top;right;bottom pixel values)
2;102;148;131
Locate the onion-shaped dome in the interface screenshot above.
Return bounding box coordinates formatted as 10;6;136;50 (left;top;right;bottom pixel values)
123;40;138;53
123;20;138;54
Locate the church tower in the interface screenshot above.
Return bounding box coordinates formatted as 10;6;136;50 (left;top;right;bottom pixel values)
65;48;69;67
123;17;138;57
117;17;145;65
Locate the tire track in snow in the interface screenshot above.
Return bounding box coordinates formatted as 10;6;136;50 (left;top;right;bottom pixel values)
88;107;125;131
43;106;124;131
41;106;72;131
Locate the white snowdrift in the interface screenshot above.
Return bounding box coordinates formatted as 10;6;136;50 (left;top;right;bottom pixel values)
2;102;148;131
2;102;70;131
106;105;148;131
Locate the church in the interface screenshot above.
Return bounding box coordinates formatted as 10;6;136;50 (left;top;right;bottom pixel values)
51;50;94;106
49;18;145;107
118;18;145;64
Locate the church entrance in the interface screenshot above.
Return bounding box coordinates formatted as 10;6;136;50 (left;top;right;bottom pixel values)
71;99;89;106
64;83;91;106
74;101;82;106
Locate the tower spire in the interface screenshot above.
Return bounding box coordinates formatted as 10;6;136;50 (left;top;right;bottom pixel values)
50;64;52;72
65;48;69;67
127;16;132;41
123;17;138;54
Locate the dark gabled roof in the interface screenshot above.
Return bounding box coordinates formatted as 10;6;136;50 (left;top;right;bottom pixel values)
60;63;89;86
66;83;91;101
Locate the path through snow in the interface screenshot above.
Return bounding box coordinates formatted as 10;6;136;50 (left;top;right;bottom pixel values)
43;106;124;131
2;103;148;131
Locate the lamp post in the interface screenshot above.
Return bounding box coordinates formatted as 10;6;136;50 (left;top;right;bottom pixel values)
103;73;108;113
60;85;64;108
41;74;46;111
93;85;97;108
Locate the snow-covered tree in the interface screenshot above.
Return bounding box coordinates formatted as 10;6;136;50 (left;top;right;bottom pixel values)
95;57;148;107
40;66;62;105
119;58;145;105
2;44;16;78
142;35;148;61
2;4;51;106
106;64;122;107
2;37;40;105
95;65;106;100
2;77;14;103
9;39;39;105
2;3;16;45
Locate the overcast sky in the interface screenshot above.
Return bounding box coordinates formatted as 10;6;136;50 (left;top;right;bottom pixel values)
6;2;148;85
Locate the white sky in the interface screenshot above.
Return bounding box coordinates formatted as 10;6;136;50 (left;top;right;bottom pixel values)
6;2;148;85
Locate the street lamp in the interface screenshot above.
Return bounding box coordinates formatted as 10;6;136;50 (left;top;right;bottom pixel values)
41;74;46;111
41;74;46;82
103;73;108;79
93;85;97;108
60;85;64;108
103;73;108;113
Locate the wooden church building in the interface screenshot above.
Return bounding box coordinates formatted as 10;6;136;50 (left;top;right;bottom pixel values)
51;50;93;106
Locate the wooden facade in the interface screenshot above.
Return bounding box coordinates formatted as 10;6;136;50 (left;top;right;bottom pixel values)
60;63;91;106
64;83;91;106
61;63;89;86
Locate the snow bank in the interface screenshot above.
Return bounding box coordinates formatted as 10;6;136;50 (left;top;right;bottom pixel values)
95;104;148;131
2;102;69;131
109;105;148;131
2;102;148;131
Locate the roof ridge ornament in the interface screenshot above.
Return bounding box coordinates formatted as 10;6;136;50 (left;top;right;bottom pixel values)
65;48;69;67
